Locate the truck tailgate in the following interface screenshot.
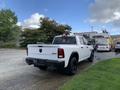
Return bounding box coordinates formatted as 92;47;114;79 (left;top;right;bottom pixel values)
27;45;58;60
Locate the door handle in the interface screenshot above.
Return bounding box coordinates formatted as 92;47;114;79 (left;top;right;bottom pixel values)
81;47;83;48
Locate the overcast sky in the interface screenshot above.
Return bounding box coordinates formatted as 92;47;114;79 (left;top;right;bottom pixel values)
0;0;120;35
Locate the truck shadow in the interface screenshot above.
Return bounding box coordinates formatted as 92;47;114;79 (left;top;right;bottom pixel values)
115;50;120;55
44;60;93;75
27;61;93;90
77;60;92;73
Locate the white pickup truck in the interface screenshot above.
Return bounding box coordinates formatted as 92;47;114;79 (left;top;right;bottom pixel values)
26;34;94;75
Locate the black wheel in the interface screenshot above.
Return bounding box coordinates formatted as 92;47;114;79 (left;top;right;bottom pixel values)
38;66;47;71
115;49;118;52
88;51;94;62
109;49;111;52
65;57;78;75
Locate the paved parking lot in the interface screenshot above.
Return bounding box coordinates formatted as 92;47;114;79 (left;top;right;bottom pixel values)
0;49;120;90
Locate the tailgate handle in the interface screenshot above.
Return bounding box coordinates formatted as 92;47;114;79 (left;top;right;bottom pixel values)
39;49;42;53
38;46;43;47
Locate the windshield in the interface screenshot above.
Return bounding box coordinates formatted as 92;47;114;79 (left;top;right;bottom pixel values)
53;36;76;44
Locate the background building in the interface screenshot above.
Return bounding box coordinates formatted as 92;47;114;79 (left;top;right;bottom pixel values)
74;31;114;47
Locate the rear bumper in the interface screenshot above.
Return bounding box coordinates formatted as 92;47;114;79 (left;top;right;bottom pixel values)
97;48;110;51
26;57;65;69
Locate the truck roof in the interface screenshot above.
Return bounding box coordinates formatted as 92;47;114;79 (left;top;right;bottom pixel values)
55;34;82;37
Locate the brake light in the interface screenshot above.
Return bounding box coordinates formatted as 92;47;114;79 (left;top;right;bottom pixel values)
58;48;64;58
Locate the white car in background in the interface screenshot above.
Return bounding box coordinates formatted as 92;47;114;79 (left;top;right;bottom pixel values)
115;42;120;52
96;44;111;52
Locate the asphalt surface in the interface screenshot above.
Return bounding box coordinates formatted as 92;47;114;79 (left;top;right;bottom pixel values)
0;49;120;90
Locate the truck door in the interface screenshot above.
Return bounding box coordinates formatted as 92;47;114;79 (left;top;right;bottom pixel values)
82;37;91;58
78;37;86;61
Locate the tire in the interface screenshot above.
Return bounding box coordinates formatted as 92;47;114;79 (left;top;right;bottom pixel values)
88;51;94;62
115;49;118;52
109;49;111;52
38;66;47;71
65;57;78;75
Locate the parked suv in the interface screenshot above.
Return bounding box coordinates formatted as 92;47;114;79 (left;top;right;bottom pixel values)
96;44;111;52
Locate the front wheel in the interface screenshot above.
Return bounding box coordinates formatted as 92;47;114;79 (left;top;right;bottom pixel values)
65;57;78;75
88;51;94;62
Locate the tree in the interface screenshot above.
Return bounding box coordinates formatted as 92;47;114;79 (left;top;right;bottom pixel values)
39;17;72;43
20;29;48;47
0;9;20;44
102;29;108;34
20;17;72;47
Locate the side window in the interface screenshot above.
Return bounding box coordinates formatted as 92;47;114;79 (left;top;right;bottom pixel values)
79;37;84;45
82;37;88;45
79;37;88;45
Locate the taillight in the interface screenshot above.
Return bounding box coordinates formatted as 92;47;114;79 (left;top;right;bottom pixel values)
58;48;64;58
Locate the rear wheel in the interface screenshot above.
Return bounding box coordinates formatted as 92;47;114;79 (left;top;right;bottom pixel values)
65;57;78;75
38;66;47;71
88;51;94;62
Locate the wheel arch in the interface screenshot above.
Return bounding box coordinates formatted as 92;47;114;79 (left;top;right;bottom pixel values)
68;52;79;65
70;52;79;60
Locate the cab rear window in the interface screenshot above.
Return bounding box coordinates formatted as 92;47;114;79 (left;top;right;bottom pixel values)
53;37;76;44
